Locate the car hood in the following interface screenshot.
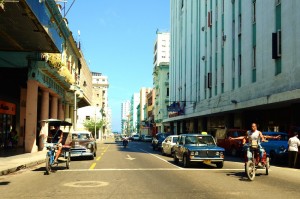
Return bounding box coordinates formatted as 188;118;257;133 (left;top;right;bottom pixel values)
185;145;225;151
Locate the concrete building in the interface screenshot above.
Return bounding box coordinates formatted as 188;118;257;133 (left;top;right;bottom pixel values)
165;0;300;135
121;100;130;134
139;87;152;135
91;72;110;139
130;93;140;134
0;0;91;153
152;31;170;134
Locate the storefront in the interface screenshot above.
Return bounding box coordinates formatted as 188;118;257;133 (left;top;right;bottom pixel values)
0;100;16;149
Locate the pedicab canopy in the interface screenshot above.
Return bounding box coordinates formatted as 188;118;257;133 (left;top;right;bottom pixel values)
41;119;73;146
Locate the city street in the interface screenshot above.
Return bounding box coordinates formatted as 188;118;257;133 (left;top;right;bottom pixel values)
0;140;299;199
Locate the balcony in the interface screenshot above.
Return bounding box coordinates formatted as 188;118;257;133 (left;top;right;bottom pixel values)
0;0;69;52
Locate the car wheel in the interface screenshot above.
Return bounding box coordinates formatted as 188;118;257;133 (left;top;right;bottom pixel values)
183;155;190;168
216;161;224;168
231;147;237;157
173;152;179;164
270;151;276;164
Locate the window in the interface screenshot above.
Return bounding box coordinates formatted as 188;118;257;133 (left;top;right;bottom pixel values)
252;1;256;23
167;88;169;97
272;30;281;59
253;46;256;68
238;14;242;35
207;73;212;88
208;11;212;27
238;54;242;75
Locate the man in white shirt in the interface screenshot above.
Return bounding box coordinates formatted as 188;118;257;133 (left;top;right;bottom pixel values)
288;132;300;168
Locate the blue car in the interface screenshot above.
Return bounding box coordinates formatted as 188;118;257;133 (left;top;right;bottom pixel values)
173;133;225;168
261;132;289;164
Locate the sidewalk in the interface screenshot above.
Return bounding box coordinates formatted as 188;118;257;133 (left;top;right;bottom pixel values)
0;139;108;176
0;148;47;176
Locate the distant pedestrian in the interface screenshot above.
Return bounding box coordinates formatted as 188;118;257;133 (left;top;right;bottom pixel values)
288;132;300;168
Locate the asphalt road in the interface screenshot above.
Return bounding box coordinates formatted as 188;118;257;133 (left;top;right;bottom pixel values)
0;140;299;199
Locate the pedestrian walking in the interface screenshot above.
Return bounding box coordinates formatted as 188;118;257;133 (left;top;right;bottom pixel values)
288;132;300;168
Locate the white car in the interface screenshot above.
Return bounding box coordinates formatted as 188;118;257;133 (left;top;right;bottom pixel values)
161;135;179;156
132;134;140;141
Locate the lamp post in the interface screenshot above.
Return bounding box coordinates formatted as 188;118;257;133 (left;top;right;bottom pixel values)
94;107;97;140
71;85;83;131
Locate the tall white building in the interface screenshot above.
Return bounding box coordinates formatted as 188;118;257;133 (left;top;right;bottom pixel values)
130;93;140;134
165;0;300;134
121;100;131;134
153;31;170;133
153;32;170;67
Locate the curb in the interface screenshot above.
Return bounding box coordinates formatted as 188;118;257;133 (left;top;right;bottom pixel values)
0;159;45;176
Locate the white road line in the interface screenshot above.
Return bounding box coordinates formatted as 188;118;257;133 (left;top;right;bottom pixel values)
139;148;183;169
60;168;248;172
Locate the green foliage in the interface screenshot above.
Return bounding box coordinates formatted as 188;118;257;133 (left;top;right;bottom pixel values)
83;119;105;137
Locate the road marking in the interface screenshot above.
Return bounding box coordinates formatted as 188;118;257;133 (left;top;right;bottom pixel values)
96;156;101;161
61;168;249;172
139;148;183;169
89;163;97;170
64;181;109;187
126;155;135;160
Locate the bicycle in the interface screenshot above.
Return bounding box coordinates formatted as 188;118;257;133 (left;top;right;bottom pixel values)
244;142;270;181
45;143;70;175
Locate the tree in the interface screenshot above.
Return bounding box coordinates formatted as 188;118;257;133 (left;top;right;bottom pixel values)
83;119;105;138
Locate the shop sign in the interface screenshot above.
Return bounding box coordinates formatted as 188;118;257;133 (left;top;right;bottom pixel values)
0;100;16;115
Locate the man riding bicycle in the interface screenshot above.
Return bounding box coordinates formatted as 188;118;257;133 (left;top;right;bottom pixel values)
49;125;63;164
230;123;266;160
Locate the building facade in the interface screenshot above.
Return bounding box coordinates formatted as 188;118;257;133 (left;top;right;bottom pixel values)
152;31;170;134
121;100;130;134
0;0;91;153
166;0;300;135
91;72;110;139
130;93;140;134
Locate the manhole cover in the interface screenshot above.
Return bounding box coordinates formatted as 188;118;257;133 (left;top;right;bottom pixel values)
64;181;109;187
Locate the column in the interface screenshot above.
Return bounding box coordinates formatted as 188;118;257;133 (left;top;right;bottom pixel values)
39;90;49;151
58;100;64;120
69;105;74;130
25;80;38;153
50;96;58;119
64;103;70;120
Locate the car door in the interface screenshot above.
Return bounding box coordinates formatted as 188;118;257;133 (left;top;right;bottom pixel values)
177;136;185;161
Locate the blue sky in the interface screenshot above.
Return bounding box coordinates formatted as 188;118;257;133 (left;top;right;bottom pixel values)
66;0;170;132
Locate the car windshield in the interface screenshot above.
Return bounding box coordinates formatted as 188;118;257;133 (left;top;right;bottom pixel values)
231;131;246;137
185;135;216;145
72;133;91;140
173;137;178;143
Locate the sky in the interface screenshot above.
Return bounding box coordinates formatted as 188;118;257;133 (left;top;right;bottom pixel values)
64;0;170;132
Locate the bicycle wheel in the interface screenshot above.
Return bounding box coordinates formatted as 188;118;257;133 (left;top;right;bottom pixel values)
245;160;255;181
45;156;51;175
66;153;70;169
265;157;270;175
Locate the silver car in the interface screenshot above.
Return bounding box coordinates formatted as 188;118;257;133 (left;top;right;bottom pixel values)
161;135;178;156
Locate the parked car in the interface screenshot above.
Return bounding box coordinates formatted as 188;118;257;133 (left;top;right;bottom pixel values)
261;132;289;164
70;131;97;160
173;133;225;168
161;135;179;156
152;133;171;151
142;135;153;142
214;128;247;156
132;134;140;141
